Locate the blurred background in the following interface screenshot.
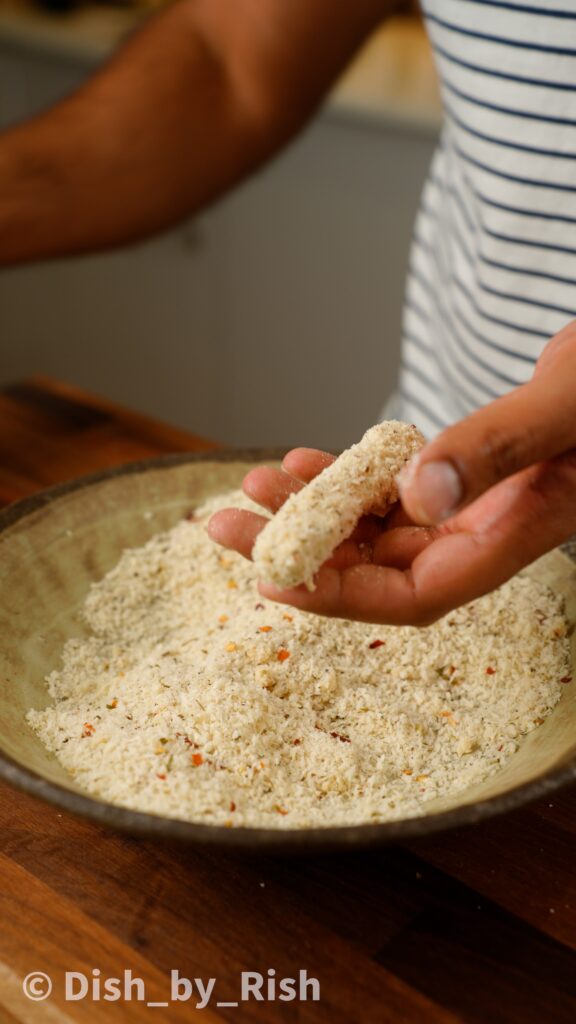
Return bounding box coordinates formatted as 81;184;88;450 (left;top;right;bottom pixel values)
0;0;440;449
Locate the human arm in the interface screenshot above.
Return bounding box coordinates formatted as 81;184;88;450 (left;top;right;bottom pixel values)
0;0;394;265
209;322;576;626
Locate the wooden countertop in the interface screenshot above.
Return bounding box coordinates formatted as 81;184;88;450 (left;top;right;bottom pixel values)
0;377;574;1023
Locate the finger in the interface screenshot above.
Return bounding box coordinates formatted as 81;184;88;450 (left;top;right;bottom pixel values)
405;454;576;616
535;319;576;376
283;446;407;521
398;361;576;526
282;448;335;483
255;530;514;627
207;508;268;560
243;466;303;513
243;467;388;546
382;501;417;530
259;453;576;625
257;564;423;626
325;538;372;571
438;452;576;592
209;504;369;573
373;525;438;569
349;513;388;545
257;559;459;626
399;459;576;621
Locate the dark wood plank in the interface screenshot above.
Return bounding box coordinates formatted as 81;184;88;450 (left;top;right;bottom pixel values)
0;786;461;1024
0;851;212;1022
0;376;217;506
405;793;576;950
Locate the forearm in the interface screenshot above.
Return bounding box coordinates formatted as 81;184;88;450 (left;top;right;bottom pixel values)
0;4;281;263
0;0;392;265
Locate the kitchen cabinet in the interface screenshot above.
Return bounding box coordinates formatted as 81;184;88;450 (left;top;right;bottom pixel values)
0;38;438;448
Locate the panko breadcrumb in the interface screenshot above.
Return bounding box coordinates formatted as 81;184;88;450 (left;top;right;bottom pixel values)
252;421;424;590
27;489;569;830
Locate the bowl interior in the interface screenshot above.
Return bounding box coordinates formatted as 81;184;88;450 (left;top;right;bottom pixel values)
1;455;576;841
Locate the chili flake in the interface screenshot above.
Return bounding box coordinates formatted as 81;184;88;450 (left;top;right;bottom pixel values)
156;773;167;781
81;723;95;738
229;801;236;812
275;806;288;816
106;699;118;710
283;613;294;622
486;667;496;675
277;649;290;662
560;676;572;684
259;625;273;633
330;731;351;744
191;753;204;767
369;640;385;650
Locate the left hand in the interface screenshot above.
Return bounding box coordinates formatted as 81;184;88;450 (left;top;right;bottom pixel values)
209;322;576;625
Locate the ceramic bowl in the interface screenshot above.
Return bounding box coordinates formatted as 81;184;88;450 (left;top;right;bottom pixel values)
1;452;575;851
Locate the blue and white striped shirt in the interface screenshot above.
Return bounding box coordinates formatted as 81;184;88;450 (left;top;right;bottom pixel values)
398;0;576;437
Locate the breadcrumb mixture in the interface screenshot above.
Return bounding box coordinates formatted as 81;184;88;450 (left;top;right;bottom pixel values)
253;421;424;590
28;490;569;829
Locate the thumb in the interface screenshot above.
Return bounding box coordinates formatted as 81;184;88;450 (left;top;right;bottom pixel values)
398;370;576;526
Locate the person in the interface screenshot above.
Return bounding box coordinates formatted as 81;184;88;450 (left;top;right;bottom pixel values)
3;0;576;625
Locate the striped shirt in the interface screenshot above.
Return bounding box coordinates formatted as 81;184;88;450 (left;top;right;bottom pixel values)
397;0;576;438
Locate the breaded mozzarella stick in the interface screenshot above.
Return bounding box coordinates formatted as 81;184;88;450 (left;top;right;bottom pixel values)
252;420;425;591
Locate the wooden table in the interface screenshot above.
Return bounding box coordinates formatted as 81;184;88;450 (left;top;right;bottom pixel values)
0;377;575;1023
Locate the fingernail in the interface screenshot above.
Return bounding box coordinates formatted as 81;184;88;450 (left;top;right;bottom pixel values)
402;460;463;523
396;451;422;493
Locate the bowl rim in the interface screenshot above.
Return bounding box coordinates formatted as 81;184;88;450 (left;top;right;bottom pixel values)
1;449;575;852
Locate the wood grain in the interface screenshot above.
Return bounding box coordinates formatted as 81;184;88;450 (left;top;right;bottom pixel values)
0;376;217;505
0;377;575;1023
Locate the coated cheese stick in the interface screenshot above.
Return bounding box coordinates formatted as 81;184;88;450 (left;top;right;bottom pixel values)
252;421;425;590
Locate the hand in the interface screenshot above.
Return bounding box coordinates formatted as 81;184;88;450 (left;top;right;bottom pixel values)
209;321;576;625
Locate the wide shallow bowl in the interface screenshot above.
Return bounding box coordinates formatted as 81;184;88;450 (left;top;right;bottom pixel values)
1;451;576;853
